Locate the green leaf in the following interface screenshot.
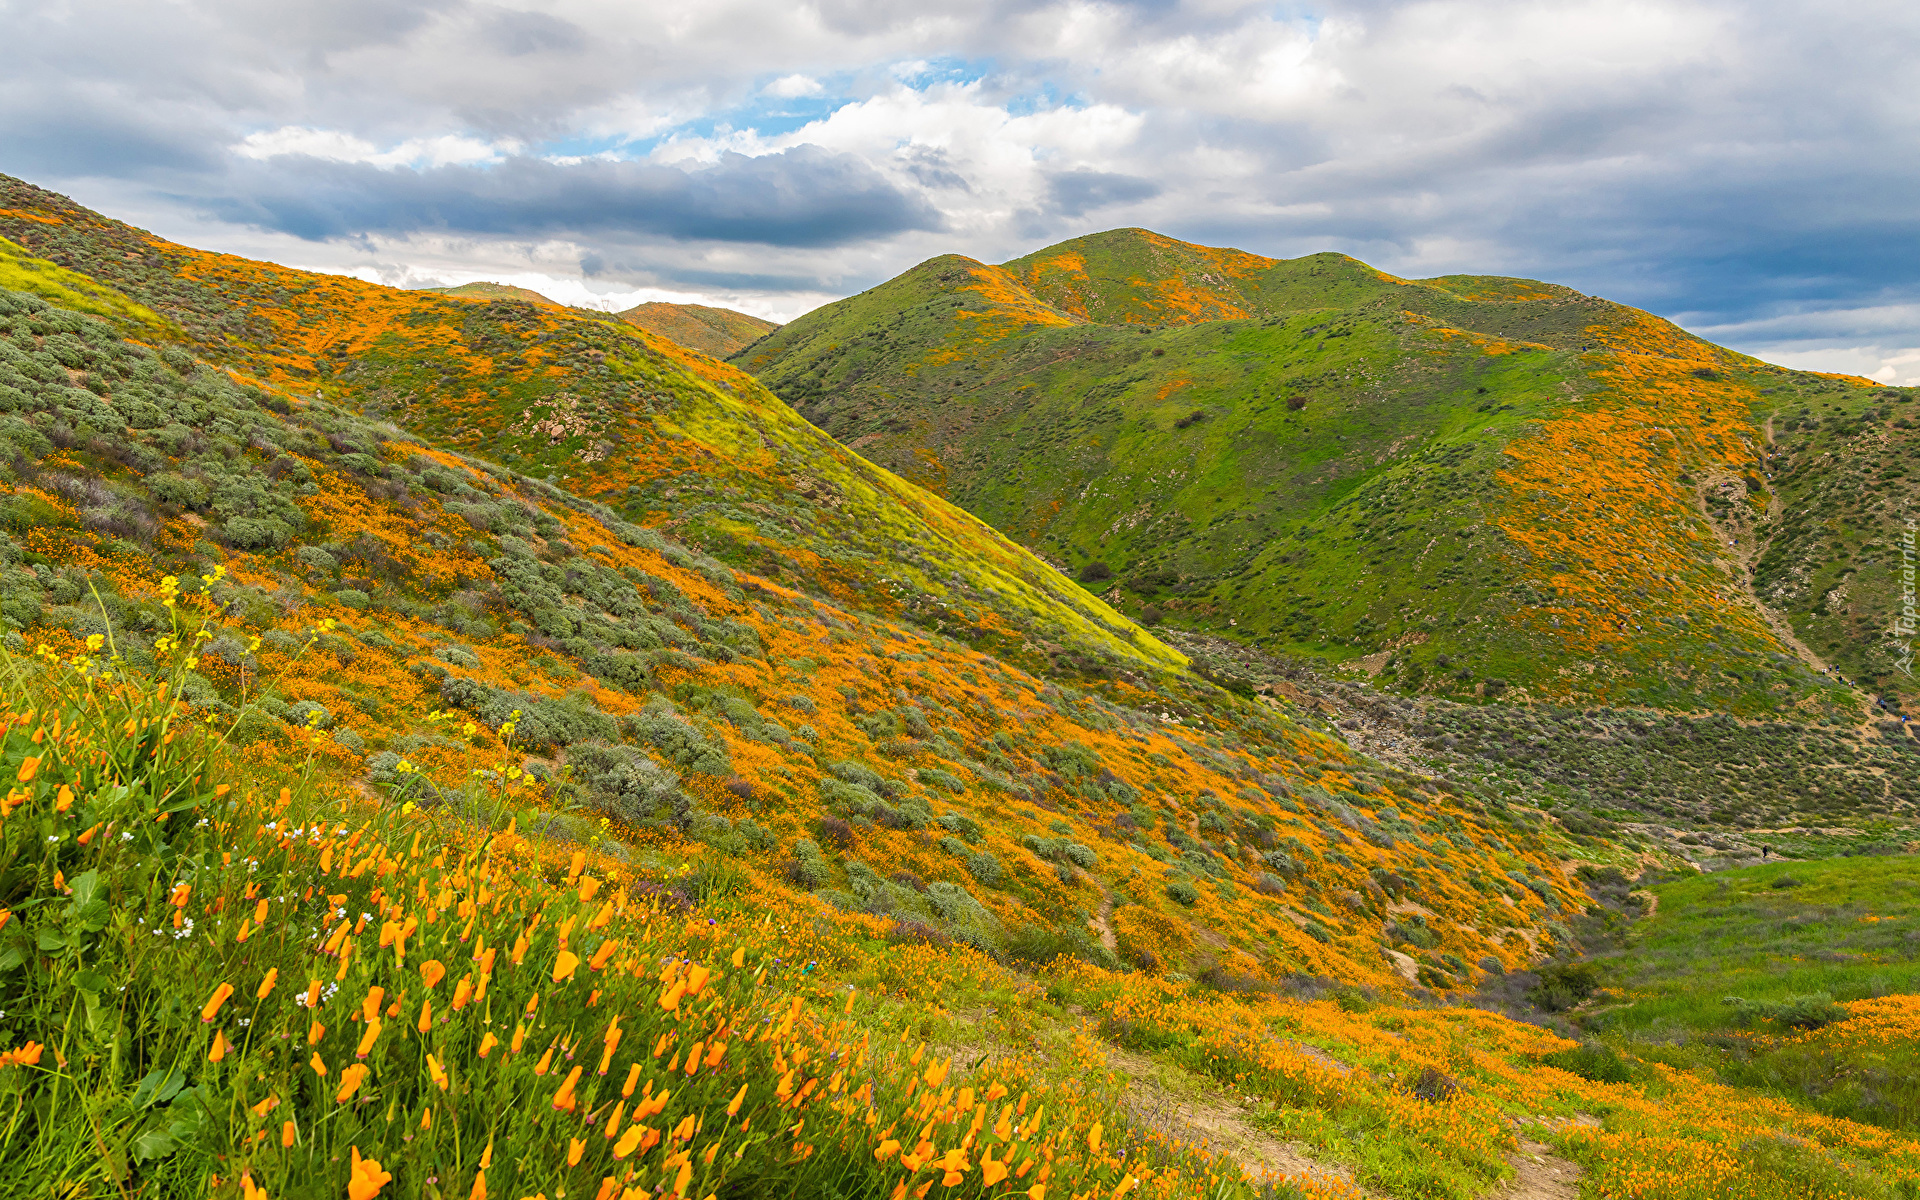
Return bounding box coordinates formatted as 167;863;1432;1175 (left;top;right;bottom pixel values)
129;1066;187;1111
130;1126;176;1163
167;1090;208;1137
71;968;111;993
159;791;204;816
35;928;66;952
0;944;23;972
66;869;101;911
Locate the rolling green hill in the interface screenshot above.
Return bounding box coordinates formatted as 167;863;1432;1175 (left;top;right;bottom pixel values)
617;300;779;357
0;174;1593;994
417;289;777;360
737;228;1914;717
6;178;1920;1200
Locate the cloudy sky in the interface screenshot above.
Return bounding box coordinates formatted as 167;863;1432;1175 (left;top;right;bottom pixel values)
5;0;1917;381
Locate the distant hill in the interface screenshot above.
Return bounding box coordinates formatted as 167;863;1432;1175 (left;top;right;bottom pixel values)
418;288;778;359
737;227;1912;720
415;280;562;306
617;301;778;357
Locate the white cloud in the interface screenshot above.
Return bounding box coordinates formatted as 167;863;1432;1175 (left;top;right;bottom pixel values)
236;126;512;168
649;78;1148;249
5;0;1918;359
1744;346;1920;387
763;74;824;98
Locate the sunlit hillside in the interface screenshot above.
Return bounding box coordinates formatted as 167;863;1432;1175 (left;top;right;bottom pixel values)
417;282;564;307
739;229;1913;721
3;179;1919;1200
0;178;1175;684
617;302;779;358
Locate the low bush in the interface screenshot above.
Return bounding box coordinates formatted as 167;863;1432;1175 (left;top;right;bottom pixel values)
1723;991;1848;1030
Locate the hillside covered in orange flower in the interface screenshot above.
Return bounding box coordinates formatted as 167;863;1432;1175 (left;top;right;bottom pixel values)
6;177;1920;1200
740;227;1910;728
0;176;1171;686
616;300;779;357
0;183;1599;997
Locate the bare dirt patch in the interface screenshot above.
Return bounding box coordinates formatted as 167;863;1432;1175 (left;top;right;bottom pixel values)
1102;1044;1370;1194
1488;1116;1597;1200
1488;1136;1583;1200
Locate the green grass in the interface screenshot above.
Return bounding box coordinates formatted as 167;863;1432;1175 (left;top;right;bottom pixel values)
0;632;1236;1198
1597;856;1920;1034
0;235;177;340
737;228;1894;718
1582;855;1920;1132
1756;390;1920;707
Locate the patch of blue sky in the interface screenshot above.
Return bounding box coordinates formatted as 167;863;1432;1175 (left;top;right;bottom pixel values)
1005;82;1070;118
887;56;994;88
538;132;636;160
537;93;860;162
535;58;998;163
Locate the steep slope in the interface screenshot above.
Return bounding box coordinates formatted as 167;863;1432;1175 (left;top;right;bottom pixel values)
740;228;1907;717
0;176;1172;682
618;300;778;357
0;226;1584;998
1173;632;1920;846
8;187;1920;1200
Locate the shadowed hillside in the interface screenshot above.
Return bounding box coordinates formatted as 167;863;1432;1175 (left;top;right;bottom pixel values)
0;178;1176;683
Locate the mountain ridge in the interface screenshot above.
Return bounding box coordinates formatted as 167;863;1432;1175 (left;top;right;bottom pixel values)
6;177;1920;1200
416;280;563;306
737;226;1908;721
0;175;1592;996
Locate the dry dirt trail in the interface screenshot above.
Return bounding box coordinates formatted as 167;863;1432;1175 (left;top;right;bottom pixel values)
1486;1133;1585;1200
1079;868;1119;954
1099;1040;1591;1199
1100;1044;1369;1195
1704;414;1833;679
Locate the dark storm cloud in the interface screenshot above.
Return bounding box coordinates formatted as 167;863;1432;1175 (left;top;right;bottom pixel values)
1045;169;1160;217
207;0;469;56
0;92;226;178
197;147;942;247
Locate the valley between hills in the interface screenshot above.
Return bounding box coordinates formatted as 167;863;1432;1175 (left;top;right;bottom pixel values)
1;173;1918;1199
